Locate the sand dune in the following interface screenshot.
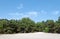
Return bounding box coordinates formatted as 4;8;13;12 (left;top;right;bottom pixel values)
0;32;60;39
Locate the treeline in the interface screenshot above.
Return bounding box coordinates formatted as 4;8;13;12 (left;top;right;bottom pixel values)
0;17;60;34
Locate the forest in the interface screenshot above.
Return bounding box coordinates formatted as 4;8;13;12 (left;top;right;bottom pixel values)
0;16;60;34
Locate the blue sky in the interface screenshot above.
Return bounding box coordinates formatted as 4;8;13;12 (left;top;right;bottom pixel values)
0;0;60;22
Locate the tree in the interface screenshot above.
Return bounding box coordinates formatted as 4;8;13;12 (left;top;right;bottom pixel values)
8;19;18;33
54;16;60;33
46;20;55;33
18;18;36;33
0;20;3;33
0;17;60;34
58;16;60;23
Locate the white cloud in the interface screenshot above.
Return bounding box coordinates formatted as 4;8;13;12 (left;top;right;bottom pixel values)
8;11;38;19
17;4;23;9
0;17;1;19
21;11;38;18
8;12;23;16
28;11;38;17
40;10;47;14
52;10;60;15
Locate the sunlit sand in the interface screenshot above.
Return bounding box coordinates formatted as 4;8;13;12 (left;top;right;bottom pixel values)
0;32;60;39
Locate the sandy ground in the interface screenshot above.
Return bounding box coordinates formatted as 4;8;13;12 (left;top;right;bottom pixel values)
0;32;60;39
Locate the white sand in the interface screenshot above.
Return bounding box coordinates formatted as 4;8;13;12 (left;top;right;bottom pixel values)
0;32;60;39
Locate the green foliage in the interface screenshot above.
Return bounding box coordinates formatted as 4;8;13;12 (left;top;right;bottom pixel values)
0;16;60;34
43;27;49;32
46;20;55;33
18;18;36;33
